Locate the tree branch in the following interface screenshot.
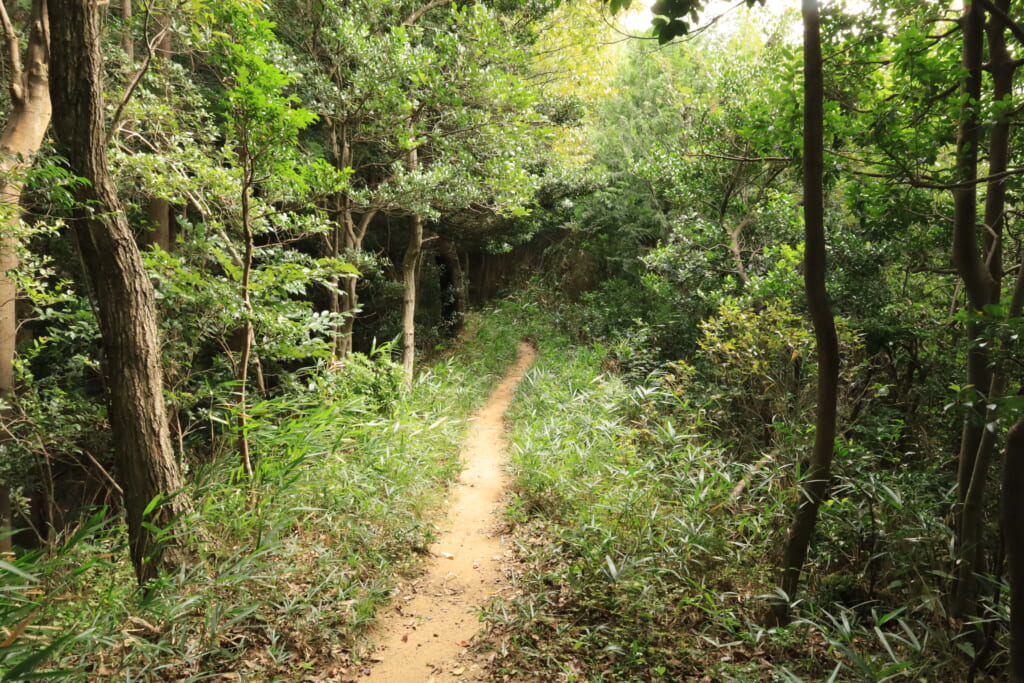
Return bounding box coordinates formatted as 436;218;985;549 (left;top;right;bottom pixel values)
922;167;1024;190
681;151;792;164
402;0;450;27
0;1;23;104
976;0;1024;45
106;10;173;145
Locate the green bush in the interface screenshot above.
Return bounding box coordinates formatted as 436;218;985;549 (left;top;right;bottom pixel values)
670;296;867;458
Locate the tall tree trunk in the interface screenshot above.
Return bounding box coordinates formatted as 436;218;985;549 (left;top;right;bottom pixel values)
1005;413;1024;682
434;234;466;337
327;123;352;360
49;0;189;583
769;0;840;626
716;164;752;286
327;124;376;360
0;0;51;555
236;160;255;477
964;5;1022;666
996;4;1024;669
0;488;10;553
330;190;358;360
951;0;1001;621
336;271;357;358
402;212;424;382
993;237;1024;678
328;201;374;361
401;145;423;382
121;0;133;62
144;197;174;252
141;22;174;251
326;219;347;359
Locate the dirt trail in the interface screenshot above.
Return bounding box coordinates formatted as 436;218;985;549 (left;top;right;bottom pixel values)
365;342;535;682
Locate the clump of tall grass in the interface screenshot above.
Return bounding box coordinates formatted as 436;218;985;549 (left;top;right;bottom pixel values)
483;339;974;682
1;330;516;681
485;343;769;681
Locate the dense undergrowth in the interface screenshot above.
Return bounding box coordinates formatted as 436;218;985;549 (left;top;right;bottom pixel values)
1;289;1009;681
0;326;517;681
474;293;996;682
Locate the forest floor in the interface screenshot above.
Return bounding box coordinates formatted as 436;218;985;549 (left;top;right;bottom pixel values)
363;341;536;681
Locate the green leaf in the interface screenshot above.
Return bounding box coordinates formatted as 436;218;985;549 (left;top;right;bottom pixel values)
2;638;70;681
142;493;165;517
983;303;1007;318
0;559;38;583
1000;395;1024;412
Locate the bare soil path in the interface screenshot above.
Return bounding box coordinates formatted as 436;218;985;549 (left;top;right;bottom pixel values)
365;342;535;682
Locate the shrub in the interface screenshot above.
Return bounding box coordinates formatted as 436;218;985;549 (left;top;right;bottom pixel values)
672;296;867;458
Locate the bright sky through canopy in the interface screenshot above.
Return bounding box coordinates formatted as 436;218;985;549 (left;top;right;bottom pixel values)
619;0;866;34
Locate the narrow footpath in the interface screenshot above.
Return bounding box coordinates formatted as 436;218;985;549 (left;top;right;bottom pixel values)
365;342;536;682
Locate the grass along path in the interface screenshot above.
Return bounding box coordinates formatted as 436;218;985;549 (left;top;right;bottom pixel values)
365;341;536;681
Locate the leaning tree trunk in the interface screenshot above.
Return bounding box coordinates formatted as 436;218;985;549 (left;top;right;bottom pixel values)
49;0;189;583
769;0;840;626
0;0;51;554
